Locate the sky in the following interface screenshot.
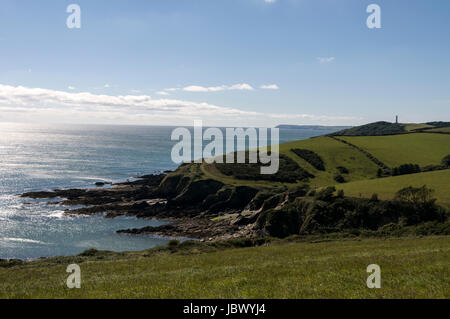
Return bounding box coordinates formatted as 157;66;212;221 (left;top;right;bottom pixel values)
0;0;449;127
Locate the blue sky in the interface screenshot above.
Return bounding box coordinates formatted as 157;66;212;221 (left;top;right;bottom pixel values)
0;0;449;126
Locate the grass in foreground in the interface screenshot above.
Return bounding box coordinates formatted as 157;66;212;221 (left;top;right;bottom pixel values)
1;236;448;298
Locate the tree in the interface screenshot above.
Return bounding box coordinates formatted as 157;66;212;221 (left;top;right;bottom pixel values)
395;185;435;206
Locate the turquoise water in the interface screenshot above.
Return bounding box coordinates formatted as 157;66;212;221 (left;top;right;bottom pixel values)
0;123;337;259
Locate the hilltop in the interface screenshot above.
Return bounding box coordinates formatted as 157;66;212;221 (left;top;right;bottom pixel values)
331;121;405;136
331;120;450;136
276;124;351;131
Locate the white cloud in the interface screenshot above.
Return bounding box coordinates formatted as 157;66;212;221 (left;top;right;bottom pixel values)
317;57;335;64
130;89;141;93
228;83;254;91
260;84;279;90
264;0;276;3
164;83;280;93
104;84;111;88
182;83;254;92
0;84;358;126
156;91;169;96
68;86;76;90
162;83;254;93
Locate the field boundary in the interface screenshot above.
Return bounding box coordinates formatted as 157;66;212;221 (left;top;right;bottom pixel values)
328;136;389;169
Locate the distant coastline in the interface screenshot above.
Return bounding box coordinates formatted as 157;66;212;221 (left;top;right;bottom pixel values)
276;124;352;130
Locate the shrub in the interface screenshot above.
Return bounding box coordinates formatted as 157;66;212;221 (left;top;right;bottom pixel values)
337;166;349;174
256;205;302;238
442;155;450;167
377;168;383;178
291;149;325;171
216;153;314;183
315;186;336;201
392;163;421;176
377;223;404;236
395;185;435;206
168;239;180;247
414;221;450;236
78;248;99;257
257;186;447;238
226;238;254;247
422;164;446;172
0;259;24;268
334;174;346;183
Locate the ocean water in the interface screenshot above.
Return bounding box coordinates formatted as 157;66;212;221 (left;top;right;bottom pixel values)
0;122;338;259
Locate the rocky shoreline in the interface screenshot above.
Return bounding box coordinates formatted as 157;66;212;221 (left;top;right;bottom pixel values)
21;170;264;242
20;165;449;243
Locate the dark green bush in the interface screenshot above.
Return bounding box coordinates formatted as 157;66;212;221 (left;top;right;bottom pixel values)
78;248;99;257
291;149;325;171
334;174;346;183
257;205;302;238
392;163;421;176
377;223;405;236
216;153;314;183
377;168;383;178
0;259;24;268
414;221;450;236
442;155;450;167
337;166;349;174
315;186;336;201
168;239;180;247
257;186;447;238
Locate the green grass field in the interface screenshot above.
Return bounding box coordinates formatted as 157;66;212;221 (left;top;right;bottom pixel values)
278;137;380;186
199;133;450;207
1;236;449;299
202;133;450;190
402;123;434;131
340;133;450;167
201;136;380;188
337;169;450;208
427;127;450;133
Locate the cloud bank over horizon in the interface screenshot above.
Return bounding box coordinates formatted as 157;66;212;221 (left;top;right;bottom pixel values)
0;84;360;127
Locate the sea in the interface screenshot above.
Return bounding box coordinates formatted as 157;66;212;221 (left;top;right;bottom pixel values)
0;122;339;259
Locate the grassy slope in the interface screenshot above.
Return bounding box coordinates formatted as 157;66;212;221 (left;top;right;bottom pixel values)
201;136;380;188
340;133;450;167
428;127;450;133
403;123;434;131
337;169;450;208
200;133;450;206
278;137;380;187
1;236;448;299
